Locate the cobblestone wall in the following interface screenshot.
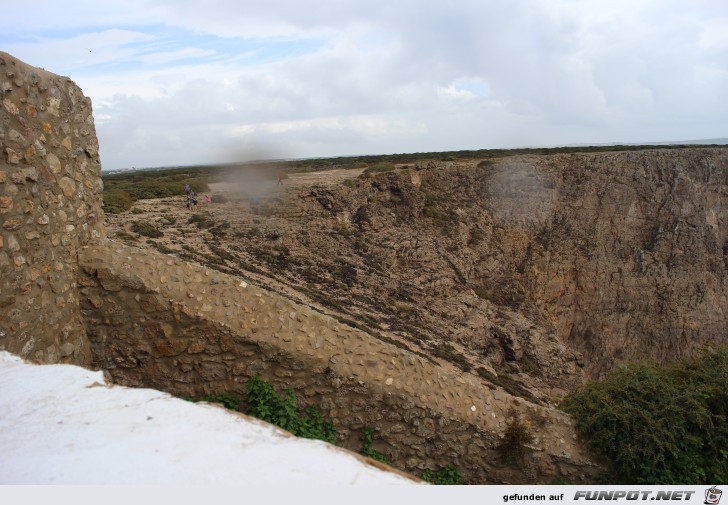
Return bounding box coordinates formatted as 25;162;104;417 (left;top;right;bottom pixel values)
0;52;104;364
79;240;599;484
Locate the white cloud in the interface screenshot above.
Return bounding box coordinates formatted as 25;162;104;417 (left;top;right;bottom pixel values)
3;29;156;74
137;47;218;65
4;0;727;170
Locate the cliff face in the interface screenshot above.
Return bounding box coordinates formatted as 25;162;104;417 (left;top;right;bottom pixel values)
133;149;726;400
326;150;728;379
510;150;727;376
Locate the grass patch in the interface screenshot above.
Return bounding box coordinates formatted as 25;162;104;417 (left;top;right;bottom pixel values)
114;231;137;242
359;427;389;464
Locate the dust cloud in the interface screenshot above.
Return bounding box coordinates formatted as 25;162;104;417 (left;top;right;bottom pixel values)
210;144;288;202
481;158;556;230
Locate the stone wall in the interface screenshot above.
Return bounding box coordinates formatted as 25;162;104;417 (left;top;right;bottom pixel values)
78;240;599;484
0;52;104;365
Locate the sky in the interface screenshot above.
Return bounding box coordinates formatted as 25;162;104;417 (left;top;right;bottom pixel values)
1;0;727;171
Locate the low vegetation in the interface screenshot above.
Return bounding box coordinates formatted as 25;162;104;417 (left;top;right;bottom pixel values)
187;376;463;483
103;165;215;213
498;415;535;465
363;162;396;174
246;376;337;444
131;220;163;238
561;347;728;484
285;144;728;172
422;464;463;485
359;427;389;464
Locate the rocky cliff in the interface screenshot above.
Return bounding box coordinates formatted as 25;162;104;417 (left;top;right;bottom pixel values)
116;149;727;405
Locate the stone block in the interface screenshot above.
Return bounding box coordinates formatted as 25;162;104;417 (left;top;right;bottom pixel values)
59;342;75;357
187;340;206;354
0;196;12;213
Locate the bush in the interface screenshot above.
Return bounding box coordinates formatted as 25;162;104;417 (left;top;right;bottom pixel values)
561;347;728;484
422;464;463;485
103;189;133;214
359;427;389;464
499;415;535;464
195;393;241;411
246;376;336;444
131;221;163;238
363;162;396;174
103;166;213;211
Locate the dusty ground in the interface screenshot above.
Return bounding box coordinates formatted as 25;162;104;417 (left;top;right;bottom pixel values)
105;163;579;407
106;167;366;305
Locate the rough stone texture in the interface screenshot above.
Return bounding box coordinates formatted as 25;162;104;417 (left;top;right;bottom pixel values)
78;240;600;484
498;152;728;376
0;52;105;364
322;152;728;379
109;150;727;405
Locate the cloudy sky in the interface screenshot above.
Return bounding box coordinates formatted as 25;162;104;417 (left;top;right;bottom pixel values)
2;0;727;170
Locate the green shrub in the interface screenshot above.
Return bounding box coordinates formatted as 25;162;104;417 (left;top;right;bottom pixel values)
246;376;336;444
188;213;208;224
131;221;163;238
103;189;133;214
131;207;144;214
561;347;728;484
195;393;241;411
422;464;463;485
363;162;396;174
359;427;389;464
